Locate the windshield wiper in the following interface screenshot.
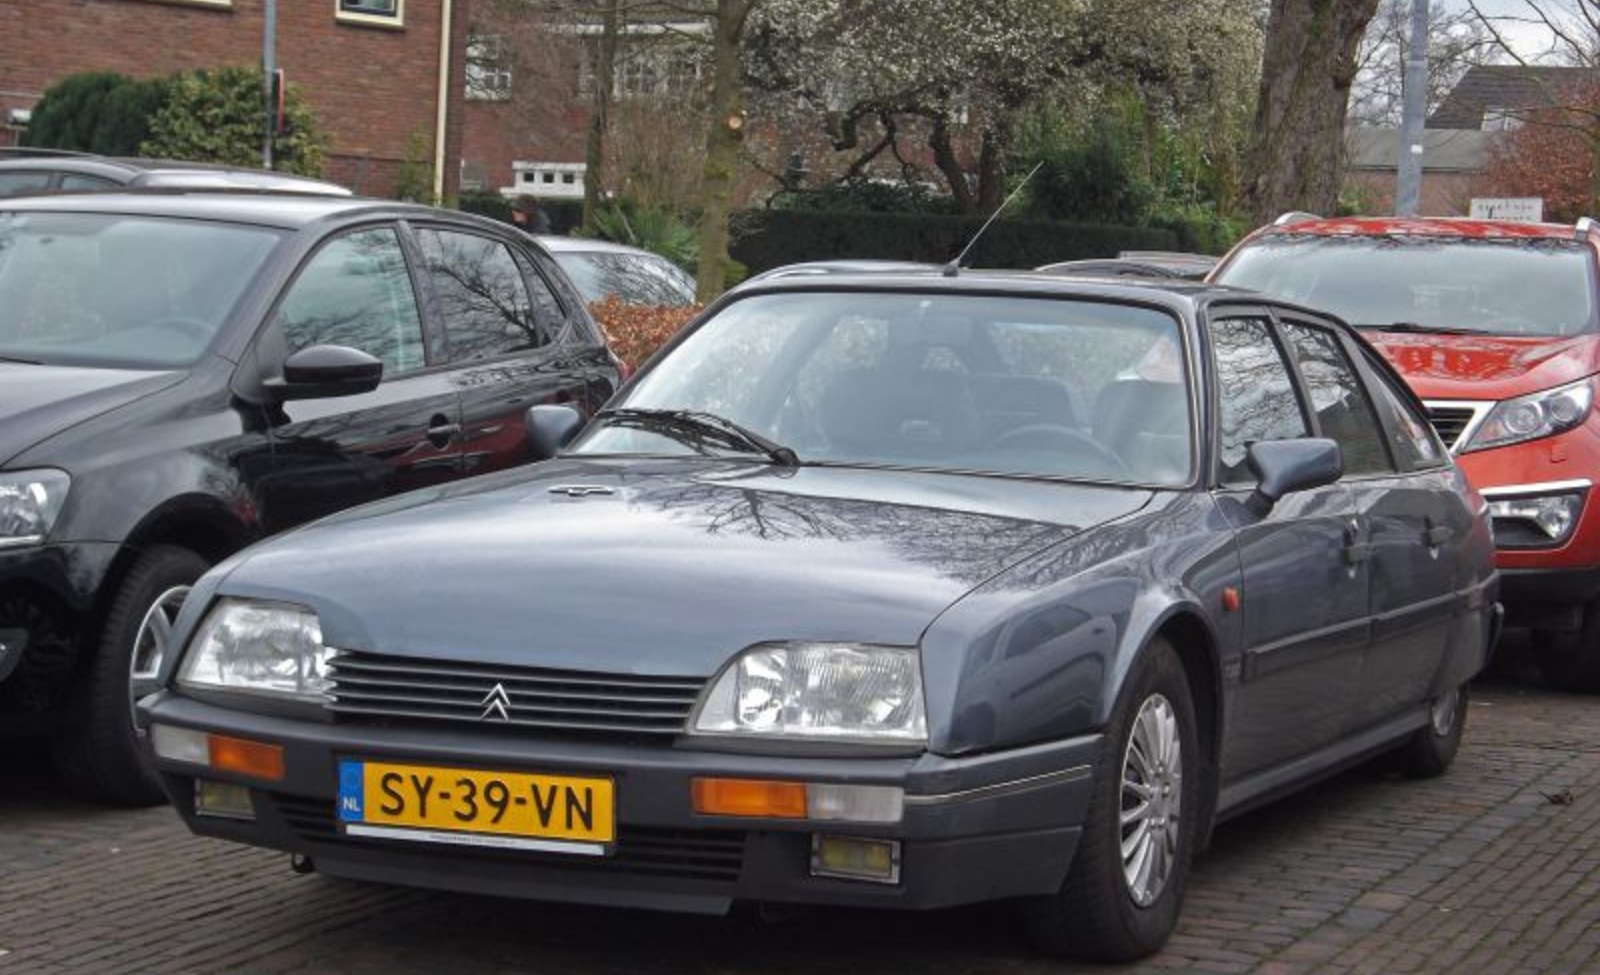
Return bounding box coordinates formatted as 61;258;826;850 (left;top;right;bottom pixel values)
596;407;801;467
1355;322;1482;336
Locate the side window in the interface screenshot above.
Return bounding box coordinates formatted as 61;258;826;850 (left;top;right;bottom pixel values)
417;228;549;361
0;171;53;196
1362;353;1447;471
1210;317;1309;484
58;175;120;191
278;227;426;375
1281;322;1393;475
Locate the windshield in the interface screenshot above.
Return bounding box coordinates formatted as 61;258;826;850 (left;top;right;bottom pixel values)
571;291;1193;486
1216;234;1596;336
554;250;697;306
0;211;283;369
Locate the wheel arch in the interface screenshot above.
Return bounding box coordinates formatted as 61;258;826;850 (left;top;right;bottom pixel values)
89;495;256;632
1146;606;1224;850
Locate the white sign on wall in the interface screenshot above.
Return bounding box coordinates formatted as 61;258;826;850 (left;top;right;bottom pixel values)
1469;197;1544;223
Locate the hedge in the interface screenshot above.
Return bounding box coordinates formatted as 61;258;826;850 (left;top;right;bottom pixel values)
728;209;1180;274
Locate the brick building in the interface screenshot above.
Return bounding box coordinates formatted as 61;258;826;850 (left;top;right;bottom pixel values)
0;0;469;199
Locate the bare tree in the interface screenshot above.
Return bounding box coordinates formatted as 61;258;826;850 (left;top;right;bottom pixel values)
1351;0;1495;125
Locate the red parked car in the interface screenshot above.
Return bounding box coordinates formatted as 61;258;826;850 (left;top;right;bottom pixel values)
1213;214;1600;689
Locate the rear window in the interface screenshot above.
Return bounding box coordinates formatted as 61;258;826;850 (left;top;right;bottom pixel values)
0;211;283;368
554;251;696;307
1217;234;1595;337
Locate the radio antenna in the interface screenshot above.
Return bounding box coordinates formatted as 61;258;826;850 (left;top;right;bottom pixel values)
943;160;1044;277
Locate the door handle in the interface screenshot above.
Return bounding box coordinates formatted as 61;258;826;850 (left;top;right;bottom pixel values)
1424;518;1451;547
426;416;462;448
1342;522;1369;566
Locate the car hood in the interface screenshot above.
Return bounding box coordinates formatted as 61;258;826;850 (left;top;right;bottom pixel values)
214;458;1153;676
1362;330;1600;400
0;362;184;467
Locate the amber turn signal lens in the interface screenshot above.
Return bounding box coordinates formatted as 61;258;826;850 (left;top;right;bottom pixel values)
691;777;807;818
207;735;285;782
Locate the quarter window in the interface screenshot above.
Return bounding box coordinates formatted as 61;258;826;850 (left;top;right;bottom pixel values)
277;227;426;375
1210;317;1309;484
1362;354;1447;471
1281;322;1392;475
417;229;552;361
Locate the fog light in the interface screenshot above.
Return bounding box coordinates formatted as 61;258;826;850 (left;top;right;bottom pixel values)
151;724;210;766
810;834;901;884
1487;492;1584;543
195;779;256;820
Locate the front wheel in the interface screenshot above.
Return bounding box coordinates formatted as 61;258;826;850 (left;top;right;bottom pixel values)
1021;637;1201;961
52;545;211;805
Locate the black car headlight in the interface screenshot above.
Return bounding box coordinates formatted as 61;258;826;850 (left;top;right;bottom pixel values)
1462;378;1594;453
690;642;927;744
177;598;334;703
0;469;70;550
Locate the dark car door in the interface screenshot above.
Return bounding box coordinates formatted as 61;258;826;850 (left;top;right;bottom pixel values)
1208;312;1370;779
410;223;610;476
252;224;463;532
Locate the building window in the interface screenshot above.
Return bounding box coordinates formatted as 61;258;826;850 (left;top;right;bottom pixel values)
506;162;586;200
337;0;403;28
1482;106;1524;132
466;36;512;100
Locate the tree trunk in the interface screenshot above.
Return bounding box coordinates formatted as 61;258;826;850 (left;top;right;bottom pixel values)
976;125;1006;211
581;0;620;236
696;0;752;301
929;114;975;214
1244;0;1381;226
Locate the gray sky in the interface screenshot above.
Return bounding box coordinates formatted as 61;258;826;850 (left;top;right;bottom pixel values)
1440;0;1584;60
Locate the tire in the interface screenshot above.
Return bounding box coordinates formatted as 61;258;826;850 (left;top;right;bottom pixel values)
52;545;211;805
1535;605;1600;692
1394;684;1468;779
1021;637;1201;962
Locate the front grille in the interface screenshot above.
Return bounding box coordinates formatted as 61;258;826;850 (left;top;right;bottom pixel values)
267;794;747;882
326;650;705;738
1424;404;1481;451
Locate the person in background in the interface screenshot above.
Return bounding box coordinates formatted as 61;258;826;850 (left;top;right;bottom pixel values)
511;195;553;235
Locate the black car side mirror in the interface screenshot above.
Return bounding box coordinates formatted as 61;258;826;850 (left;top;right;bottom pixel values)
265;345;384;401
1245;438;1343;516
526;404;585;459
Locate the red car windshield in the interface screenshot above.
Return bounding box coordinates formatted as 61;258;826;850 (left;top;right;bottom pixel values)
1217;234;1596;337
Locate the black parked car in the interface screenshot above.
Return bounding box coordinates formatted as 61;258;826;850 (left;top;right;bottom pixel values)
0;149;352;198
139;273;1498;960
0;190;621;803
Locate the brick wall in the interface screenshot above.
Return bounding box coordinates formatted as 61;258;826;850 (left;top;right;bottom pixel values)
0;0;467;198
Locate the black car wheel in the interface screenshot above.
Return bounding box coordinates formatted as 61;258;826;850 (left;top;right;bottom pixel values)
1393;684;1468;778
1022;636;1200;961
53;545;211;805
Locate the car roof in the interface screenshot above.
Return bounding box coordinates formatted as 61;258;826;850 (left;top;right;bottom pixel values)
0;155;352;194
1258;214;1580;241
0;189;480;230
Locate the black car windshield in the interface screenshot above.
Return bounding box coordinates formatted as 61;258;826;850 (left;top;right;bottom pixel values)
554;251;697;306
0;211;284;369
1217;234;1596;336
572;291;1194;486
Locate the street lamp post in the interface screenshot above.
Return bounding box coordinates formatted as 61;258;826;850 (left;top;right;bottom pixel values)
262;0;277;170
1395;0;1429;216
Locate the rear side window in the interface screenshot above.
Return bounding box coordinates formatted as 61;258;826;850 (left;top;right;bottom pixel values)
1281;322;1392;476
0;171;52;196
1209;317;1309;484
417;228;552;361
59;174;120;191
278;227;427;375
1361;353;1447;471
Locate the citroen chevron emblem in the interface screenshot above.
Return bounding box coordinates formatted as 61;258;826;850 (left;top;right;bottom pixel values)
479;682;512;722
549;484;615;498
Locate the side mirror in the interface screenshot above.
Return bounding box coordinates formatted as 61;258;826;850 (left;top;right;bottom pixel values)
265;345;383;401
526;404;585;459
1245;438;1342;515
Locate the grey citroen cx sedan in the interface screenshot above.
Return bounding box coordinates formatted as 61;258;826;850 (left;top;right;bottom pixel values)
139;271;1499;961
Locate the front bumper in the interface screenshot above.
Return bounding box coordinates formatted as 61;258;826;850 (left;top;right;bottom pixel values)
0;541;120;733
139;692;1099;914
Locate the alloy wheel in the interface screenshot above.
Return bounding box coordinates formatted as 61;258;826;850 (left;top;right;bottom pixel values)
128;585;191;725
1120;692;1183;908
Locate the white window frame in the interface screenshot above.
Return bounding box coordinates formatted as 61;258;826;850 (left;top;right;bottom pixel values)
337;0;403;28
466;35;512;101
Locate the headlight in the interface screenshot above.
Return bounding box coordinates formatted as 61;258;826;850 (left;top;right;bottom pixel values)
691;643;926;743
0;469;70;549
177;598;334;702
1463;378;1594;452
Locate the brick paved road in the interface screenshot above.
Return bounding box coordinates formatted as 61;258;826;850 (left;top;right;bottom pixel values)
3;640;1598;975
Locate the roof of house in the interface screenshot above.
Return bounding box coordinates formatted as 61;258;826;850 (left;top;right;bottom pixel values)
1428;65;1600;129
1345;127;1491;172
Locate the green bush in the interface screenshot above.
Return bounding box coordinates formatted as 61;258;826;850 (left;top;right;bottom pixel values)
25;72;170;155
141;66;326;176
592;202;698;273
1026;133;1154;226
1146;202;1245;256
771;179;958;215
728;209;1178;274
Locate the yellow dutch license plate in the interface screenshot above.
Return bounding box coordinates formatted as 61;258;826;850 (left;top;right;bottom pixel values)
337;760;615;854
